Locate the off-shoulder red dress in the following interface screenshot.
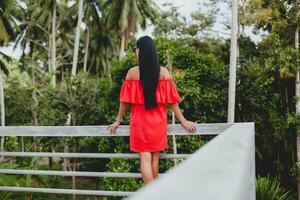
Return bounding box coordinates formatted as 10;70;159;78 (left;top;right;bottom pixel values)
119;79;182;152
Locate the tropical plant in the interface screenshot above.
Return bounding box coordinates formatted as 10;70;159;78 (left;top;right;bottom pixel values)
256;176;295;200
104;0;159;58
0;0;18;42
81;0;103;72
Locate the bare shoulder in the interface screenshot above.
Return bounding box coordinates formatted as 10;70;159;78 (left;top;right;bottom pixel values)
160;67;172;79
125;66;139;80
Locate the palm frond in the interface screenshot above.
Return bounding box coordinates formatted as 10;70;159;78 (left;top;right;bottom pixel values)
0;51;11;76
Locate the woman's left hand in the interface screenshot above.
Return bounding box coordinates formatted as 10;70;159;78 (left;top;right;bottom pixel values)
107;121;120;134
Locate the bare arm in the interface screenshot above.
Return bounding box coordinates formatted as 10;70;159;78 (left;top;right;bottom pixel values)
161;67;197;133
168;103;187;123
116;102;130;121
108;69;134;134
168;102;197;133
107;102;130;134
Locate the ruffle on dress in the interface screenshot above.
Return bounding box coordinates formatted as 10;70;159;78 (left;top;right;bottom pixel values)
119;79;182;104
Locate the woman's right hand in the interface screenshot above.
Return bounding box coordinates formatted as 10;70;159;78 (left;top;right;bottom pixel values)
181;120;197;133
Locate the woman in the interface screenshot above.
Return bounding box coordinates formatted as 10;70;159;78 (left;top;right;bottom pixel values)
107;35;197;185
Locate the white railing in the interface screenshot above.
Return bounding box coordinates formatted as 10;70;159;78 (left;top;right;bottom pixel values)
127;122;256;200
0;123;255;199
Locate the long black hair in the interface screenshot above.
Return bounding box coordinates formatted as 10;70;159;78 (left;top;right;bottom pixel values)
136;36;160;110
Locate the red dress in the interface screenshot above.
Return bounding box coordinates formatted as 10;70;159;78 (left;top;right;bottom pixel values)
119;79;182;152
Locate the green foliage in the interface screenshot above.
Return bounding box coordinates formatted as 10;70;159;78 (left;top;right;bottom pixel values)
153;1;219;38
5;78;33;125
102;158;142;198
2;33;298;197
177;53;228;122
236;54;296;191
1;6;299;195
256;176;295;200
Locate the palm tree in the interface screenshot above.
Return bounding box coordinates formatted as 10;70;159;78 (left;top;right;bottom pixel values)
88;23;114;83
294;0;300;198
69;0;104;74
104;0;159;58
82;0;103;72
0;0;17;42
71;0;84;77
70;0;115;83
50;0;57;86
0;0;19;154
296;26;300;199
0;52;9;155
30;0;57;87
0;53;10;129
227;0;238;123
16;1;76;168
55;0;75;77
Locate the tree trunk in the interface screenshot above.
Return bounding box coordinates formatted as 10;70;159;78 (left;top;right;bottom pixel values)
295;0;300;198
227;0;238;123
50;0;57;87
105;49;112;88
102;57;107;77
71;0;84;76
63;143;69;171
71;109;77;200
67;4;83;195
295;25;300;200
240;0;246;37
119;33;126;58
63;112;71;171
171;110;178;166
32;64;39;151
21;137;24;152
0;72;5;159
83;28;90;72
48;36;51;77
72;148;77;200
166;49;178;166
48;148;53;169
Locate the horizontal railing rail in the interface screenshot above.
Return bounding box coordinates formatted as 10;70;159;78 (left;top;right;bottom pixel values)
0;152;190;159
0;169;153;178
0;186;134;196
0;123;249;198
0;123;232;137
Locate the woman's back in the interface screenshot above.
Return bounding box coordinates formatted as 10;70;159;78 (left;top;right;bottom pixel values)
125;66;171;80
107;35;197;185
119;66;182;152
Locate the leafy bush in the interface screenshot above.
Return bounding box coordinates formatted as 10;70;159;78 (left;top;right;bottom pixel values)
256;176;295;200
